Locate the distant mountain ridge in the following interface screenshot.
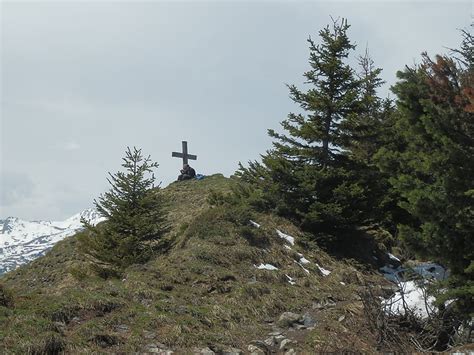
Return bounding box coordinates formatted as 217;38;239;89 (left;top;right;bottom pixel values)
0;209;104;275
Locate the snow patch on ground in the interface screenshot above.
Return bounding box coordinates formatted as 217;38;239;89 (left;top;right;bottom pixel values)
286;274;296;285
316;264;331;276
255;263;278;271
299;257;310;265
380;261;449;320
249;220;261;228
276;229;295;246
294;251;310;264
382;280;435;319
388;253;400;263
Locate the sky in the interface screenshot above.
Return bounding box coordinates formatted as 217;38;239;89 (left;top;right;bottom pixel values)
1;1;472;221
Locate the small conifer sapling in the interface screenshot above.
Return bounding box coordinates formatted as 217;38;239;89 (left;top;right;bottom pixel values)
79;147;167;269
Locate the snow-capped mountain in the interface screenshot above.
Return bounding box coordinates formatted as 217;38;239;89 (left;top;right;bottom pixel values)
0;209;105;275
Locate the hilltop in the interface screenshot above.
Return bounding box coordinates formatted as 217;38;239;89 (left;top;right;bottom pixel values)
0;175;421;353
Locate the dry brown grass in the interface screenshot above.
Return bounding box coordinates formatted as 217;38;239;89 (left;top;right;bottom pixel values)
0;174;421;353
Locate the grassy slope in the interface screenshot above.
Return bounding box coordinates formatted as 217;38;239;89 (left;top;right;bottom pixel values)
0;174;405;353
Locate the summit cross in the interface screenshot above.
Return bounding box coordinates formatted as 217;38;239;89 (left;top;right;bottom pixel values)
172;141;197;166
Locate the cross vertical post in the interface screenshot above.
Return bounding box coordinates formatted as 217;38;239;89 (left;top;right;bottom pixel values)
172;140;197;167
182;141;189;165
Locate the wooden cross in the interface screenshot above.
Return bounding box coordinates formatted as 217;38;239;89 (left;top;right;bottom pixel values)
172;141;197;166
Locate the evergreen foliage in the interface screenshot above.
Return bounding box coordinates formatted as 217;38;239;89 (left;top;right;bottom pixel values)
268;18;358;166
79;147;168;269
376;31;474;315
237;19;393;244
348;51;411;233
348;49;387;164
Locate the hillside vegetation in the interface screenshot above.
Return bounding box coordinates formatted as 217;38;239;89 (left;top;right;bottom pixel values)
0;175;410;354
1;19;472;354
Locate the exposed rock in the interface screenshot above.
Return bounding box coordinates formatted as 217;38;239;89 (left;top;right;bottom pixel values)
143;330;156;339
312;299;336;310
193;347;215;354
248;341;270;354
222;348;242;355
277;312;302;328
145;343;170;354
264;337;276;347
302;312;316;327
144;344;159;353
279;338;296;350
284;349;297;355
247;344;265;354
268;330;283;336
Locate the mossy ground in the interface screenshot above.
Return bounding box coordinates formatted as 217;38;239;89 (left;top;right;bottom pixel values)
0;174;411;353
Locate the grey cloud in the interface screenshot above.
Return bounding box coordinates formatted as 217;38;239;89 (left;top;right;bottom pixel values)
0;171;35;206
1;1;471;220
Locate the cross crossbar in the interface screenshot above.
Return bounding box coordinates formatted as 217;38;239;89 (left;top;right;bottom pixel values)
172;141;197;166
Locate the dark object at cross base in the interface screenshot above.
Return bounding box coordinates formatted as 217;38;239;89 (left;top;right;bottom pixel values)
178;164;196;181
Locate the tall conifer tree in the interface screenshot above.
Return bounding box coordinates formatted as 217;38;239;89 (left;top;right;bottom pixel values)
238;19;386;243
268;18;358;166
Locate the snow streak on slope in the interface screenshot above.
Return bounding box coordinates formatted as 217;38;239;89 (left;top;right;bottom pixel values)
0;209;105;275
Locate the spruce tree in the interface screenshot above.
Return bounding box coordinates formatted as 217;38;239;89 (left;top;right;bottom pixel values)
79;147;168;269
347;49;386;164
347;51;409;233
238;19;385;244
268;18;358;167
376;31;474;315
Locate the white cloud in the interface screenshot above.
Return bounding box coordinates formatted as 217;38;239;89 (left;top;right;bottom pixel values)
0;171;35;208
64;141;81;151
